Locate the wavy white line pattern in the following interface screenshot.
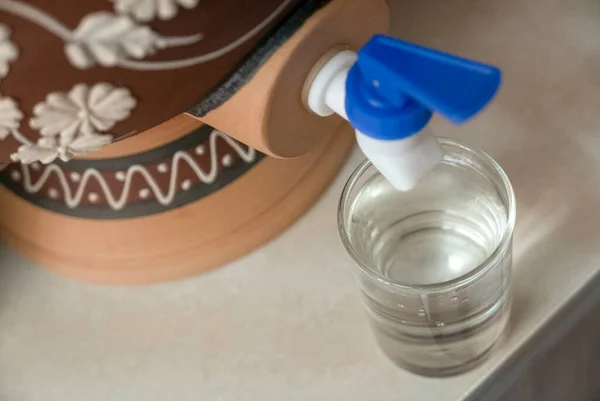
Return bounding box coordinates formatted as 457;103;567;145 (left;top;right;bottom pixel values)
13;130;256;210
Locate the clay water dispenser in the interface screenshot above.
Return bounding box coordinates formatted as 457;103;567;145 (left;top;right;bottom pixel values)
0;0;390;283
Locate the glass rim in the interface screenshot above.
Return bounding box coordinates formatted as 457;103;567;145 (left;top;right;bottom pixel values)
337;137;516;291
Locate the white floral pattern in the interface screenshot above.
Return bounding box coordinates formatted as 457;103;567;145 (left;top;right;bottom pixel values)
30;83;136;141
112;0;200;22
0;0;289;164
0;24;18;80
0;96;22;140
0;0;191;164
8;83;137;164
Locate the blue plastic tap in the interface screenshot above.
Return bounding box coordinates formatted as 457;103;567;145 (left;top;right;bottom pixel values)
306;34;501;190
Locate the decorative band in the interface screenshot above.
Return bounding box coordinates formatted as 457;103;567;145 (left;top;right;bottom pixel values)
0;125;265;219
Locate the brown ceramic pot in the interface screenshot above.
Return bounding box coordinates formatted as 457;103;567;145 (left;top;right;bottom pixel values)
0;0;389;283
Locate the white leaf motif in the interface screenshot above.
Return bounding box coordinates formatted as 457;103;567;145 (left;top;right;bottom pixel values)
11;133;114;164
66;12;165;69
11;143;59;164
30;83;136;141
0;96;23;140
0;24;18;80
113;0;200;22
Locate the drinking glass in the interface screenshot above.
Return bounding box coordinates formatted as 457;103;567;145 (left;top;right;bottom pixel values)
338;138;516;376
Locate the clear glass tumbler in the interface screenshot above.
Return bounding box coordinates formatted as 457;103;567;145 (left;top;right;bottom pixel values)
338;138;516;376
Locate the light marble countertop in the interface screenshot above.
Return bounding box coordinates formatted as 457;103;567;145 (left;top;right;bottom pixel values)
2;0;600;400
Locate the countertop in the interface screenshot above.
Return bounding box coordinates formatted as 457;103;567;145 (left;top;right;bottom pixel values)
2;0;600;400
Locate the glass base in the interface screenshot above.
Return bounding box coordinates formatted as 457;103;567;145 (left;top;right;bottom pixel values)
371;301;510;377
383;331;505;377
